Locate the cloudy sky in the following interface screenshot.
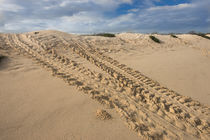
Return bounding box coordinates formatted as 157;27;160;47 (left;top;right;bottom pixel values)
0;0;209;33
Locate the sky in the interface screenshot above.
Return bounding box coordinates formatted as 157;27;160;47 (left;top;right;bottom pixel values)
0;0;209;33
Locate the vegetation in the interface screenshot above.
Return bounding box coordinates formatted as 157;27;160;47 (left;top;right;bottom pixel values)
34;32;39;34
170;34;178;38
188;31;210;40
188;31;196;34
151;32;158;34
149;35;161;43
94;33;116;37
195;33;210;40
0;55;6;63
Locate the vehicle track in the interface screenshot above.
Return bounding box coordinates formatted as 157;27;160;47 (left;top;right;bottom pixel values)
74;39;209;112
60;37;210;139
3;33;210;140
72;39;210;119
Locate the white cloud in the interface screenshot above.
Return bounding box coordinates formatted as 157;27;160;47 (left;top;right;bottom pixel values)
0;2;23;12
0;0;209;33
147;3;195;11
61;12;103;24
43;0;133;10
108;13;134;27
128;9;139;12
93;0;132;5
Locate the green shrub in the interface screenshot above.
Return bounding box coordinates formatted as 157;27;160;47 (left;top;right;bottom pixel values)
34;32;39;34
149;35;161;43
188;31;210;40
196;33;210;40
94;33;116;37
170;34;178;38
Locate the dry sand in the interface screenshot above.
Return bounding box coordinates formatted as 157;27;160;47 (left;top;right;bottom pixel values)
0;31;209;140
0;53;140;140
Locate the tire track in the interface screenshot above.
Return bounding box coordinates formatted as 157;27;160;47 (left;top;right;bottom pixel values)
22;34;190;139
41;34;210;139
3;33;209;140
60;35;210;139
76;39;209;112
76;40;210;119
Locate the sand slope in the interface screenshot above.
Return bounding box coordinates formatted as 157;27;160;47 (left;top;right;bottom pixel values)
0;31;209;140
112;47;210;106
0;54;140;140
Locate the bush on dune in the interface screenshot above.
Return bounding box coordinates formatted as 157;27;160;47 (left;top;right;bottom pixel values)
170;34;178;38
189;31;210;40
149;35;161;43
196;33;210;40
94;33;116;37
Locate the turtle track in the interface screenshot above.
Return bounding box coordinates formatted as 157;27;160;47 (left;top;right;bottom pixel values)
3;33;210;140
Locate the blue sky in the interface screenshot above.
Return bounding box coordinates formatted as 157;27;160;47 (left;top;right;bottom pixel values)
0;0;209;33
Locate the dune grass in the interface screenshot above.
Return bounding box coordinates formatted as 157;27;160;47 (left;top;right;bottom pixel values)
94;33;116;37
34;32;39;34
195;33;210;40
189;31;210;40
149;35;161;43
170;34;178;38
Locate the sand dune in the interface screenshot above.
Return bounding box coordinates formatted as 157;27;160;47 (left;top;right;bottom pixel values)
0;31;209;140
0;54;139;140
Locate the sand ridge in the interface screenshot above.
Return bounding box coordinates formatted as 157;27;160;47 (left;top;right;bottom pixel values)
0;31;210;140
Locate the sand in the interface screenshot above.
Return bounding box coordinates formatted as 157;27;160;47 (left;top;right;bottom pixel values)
0;31;209;140
114;48;210;105
0;54;140;140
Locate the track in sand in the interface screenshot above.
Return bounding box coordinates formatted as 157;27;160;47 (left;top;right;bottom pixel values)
1;31;209;140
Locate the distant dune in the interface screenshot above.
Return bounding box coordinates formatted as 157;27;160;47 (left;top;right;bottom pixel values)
0;30;209;140
206;34;210;38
